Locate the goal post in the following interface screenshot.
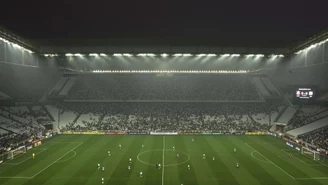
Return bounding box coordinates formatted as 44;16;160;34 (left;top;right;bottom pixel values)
301;147;320;161
7;146;27;160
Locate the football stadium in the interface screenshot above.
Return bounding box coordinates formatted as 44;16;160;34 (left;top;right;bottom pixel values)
1;2;328;185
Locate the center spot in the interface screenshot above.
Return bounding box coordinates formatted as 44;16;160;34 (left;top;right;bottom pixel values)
137;149;190;167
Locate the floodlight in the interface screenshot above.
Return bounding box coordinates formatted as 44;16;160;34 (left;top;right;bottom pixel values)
147;53;156;56
221;54;230;57
137;53;147;56
100;53;107;56
196;54;206;57
231;54;240;57
183;54;193;56
207;54;217;56
113;53;122;56
173;54;183;56
122;53;132;56
65;53;73;56
161;53;169;57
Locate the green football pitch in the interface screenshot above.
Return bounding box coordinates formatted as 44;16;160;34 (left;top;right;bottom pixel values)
1;135;328;185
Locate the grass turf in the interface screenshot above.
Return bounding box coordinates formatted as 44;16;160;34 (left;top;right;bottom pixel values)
1;135;328;185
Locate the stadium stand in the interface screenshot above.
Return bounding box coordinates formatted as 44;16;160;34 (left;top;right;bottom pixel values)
67;74;260;100
56;103;280;132
298;127;328;150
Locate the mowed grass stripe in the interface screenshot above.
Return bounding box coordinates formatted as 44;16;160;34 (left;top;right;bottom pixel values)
108;136;147;185
182;136;216;185
176;136;198;185
248;137;314;178
0;135;86;185
196;136;239;185
208;136;261;185
248;136;328;185
127;136;155;185
162;136;180;185
20;135;91;185
0;137;80;185
144;136;163;185
40;135;115;185
261;136;328;177
260;137;328;177
225;136;284;185
235;136;301;185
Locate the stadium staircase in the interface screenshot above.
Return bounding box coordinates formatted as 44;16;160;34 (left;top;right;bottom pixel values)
274;105;288;122
247;114;256;123
42;105;55;122
275;106;297;124
259;78;272;95
73;113;81;123
98;113;105;125
27;105;37;118
0;126;19;135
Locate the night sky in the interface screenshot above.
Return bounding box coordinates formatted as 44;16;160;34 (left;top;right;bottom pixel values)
1;0;327;47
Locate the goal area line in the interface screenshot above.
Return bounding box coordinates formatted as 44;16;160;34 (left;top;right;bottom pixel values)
0;142;83;179
245;143;328;181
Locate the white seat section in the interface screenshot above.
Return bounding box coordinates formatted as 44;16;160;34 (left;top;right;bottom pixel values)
252;113;269;125
0;128;8;134
76;113;100;127
276;106;297;123
301;106;326;116
59;111;78;129
45;105;59;123
0;116;26;133
287;116;328;137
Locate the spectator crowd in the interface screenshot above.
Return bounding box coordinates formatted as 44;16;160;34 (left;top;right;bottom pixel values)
298;127;328;151
67;74;259;100
59;103;279;132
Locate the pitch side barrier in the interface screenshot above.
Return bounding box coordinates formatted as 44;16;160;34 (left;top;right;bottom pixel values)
150;132;178;135
127;132;150;135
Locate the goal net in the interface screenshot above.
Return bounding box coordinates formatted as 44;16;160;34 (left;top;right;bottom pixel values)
301;147;320;160
7;146;26;160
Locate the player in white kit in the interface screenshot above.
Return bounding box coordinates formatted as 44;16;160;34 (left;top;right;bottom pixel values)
102;166;105;172
119;144;122;149
101;177;104;184
234;148;236;153
108;150;111;156
236;162;239;168
203;153;206;159
140;171;143;177
177;153;179;158
187;164;190;170
98;163;100;170
129;158;132;163
128;165;131;170
213;157;215;160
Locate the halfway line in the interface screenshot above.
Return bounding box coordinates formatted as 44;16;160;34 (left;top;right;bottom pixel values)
162;136;165;185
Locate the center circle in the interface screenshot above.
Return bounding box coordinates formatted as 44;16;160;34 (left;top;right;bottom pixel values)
137;149;190;167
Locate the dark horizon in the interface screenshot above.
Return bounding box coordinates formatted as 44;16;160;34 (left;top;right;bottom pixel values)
1;0;328;48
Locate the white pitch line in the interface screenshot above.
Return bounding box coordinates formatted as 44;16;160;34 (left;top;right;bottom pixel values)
280;149;322;166
0;176;32;179
295;177;328;180
30;142;83;179
4;149;47;165
245;143;295;179
162;136;165;185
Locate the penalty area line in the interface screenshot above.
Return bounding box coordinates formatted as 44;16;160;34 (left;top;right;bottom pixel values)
30;142;83;179
245;143;295;180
